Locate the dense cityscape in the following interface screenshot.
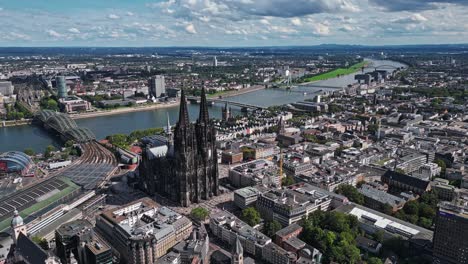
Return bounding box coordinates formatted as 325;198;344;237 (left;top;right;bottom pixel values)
0;2;468;264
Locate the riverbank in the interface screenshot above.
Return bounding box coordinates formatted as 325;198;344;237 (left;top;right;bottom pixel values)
0;59;406;153
70;101;180;120
0;85;267;126
301;61;368;83
73;85;266;120
207;84;266;98
1;119;32;127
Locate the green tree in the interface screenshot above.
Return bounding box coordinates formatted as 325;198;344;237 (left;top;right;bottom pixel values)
435;159;447;177
372;230;385;243
44;145;56;159
282;176;295;186
64;140;75;148
418;203;435;219
367;124;379;133
241;207;261;227
367;257;383;264
24;148;35;156
418;217;433;229
420;191;439;208
395;168;406;174
335;184;364;205
191;207;210;221
69;148;79;156
265;220;282;237
61;152;70;160
41;97;59;111
31;236;49;250
301;211;362;264
328;104;343;113
106;134;129;149
403;201;419;215
334;147;346;157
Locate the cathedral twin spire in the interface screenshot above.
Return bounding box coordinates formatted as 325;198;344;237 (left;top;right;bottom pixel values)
177;86;210;130
198;86;210;124
178;88;191;129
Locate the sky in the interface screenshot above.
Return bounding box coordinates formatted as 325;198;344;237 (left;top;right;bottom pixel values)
0;0;467;47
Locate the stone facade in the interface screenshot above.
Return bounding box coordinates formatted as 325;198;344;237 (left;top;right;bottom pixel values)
140;87;219;206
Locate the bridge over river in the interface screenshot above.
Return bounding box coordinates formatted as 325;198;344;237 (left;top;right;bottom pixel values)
186;96;267;110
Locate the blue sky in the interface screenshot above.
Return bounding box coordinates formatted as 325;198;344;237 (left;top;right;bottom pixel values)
0;0;467;47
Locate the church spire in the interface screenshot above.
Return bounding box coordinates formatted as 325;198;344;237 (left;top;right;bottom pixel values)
232;236;244;264
178;89;190;128
198;86;209;123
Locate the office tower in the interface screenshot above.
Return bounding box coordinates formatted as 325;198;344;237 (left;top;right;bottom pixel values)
148;75;166;98
57;76;68;98
0;81;14;96
140;87;219;206
433;202;468;264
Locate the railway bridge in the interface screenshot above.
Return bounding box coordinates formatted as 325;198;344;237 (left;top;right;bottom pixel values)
35;110;95;143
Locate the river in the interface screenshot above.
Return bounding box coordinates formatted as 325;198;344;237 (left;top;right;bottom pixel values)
0;59;405;153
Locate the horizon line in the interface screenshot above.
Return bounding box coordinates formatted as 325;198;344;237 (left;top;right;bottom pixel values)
0;43;467;49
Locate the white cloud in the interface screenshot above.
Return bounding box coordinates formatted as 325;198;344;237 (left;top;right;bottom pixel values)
46;30;62;38
153;0;360;21
3;32;31;41
108;14;120;20
340;24;355;32
393;13;428;23
291;18;302;26
0;0;466;46
0;7;3;11
270;25;297;34
185;23;197;34
312;23;331;36
68;28;81;34
199;16;211;22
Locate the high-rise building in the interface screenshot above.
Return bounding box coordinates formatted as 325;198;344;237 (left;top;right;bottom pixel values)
0;81;14;96
148;75;166;98
433;202;468;264
213;56;218;67
56;76;68;98
140;87;219;206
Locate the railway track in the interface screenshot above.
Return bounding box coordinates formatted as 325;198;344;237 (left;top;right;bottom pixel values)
0;140;119;225
76;141;117;166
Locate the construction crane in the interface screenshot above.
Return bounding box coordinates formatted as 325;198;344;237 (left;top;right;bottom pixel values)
279;148;283;188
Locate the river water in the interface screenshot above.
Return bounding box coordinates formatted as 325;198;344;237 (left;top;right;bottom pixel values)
0;59;405;152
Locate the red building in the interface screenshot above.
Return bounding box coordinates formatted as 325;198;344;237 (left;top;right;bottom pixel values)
274;223;303;246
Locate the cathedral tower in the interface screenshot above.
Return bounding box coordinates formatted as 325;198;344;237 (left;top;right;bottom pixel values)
140;87;219;207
